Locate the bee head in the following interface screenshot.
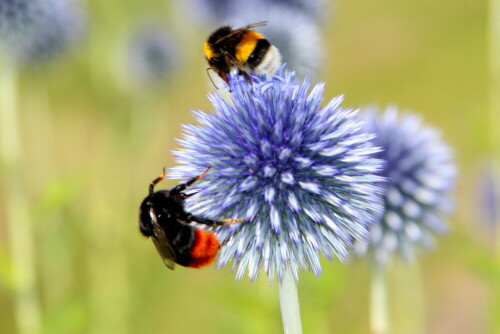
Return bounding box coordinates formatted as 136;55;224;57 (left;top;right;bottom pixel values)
139;189;171;237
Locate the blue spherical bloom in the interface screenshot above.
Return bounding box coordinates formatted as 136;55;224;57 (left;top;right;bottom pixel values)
354;106;457;266
0;0;84;65
179;0;327;25
175;0;239;26
256;0;328;21
477;164;498;230
169;70;385;282
126;23;179;86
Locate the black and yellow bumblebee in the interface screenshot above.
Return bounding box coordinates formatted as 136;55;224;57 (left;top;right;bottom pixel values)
139;165;244;269
204;21;281;85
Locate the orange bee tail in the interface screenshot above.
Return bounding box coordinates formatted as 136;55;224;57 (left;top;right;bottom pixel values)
188;229;221;268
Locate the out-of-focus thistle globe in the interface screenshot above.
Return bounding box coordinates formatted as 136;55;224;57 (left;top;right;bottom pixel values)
0;0;85;65
232;5;323;80
477;165;498;230
180;0;327;25
354;106;457;266
169;70;385;283
257;0;327;21
176;0;240;27
126;24;179;87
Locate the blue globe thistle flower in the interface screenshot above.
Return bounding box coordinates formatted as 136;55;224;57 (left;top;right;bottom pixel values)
354;106;457;266
169;70;385;282
231;5;323;80
0;0;85;65
477;164;498;230
175;0;239;26
256;0;328;21
178;0;327;26
126;23;179;86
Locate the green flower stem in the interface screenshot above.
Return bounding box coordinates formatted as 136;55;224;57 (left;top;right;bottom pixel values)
370;264;390;334
0;59;41;334
278;270;303;334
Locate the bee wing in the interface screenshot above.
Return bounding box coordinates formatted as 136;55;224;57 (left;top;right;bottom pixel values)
149;208;176;270
152;223;176;270
215;21;268;45
237;21;268;31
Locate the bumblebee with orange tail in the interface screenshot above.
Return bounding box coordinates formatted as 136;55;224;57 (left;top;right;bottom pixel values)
204;21;282;86
139;165;244;269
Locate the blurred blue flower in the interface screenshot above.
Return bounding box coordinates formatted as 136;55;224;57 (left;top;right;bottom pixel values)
176;0;239;26
126;23;179;86
169;70;385;282
257;0;327;21
179;0;327;25
477;164;498;230
0;0;85;65
354;106;457;265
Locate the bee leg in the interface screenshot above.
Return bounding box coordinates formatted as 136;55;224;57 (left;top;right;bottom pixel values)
190;215;245;226
219;71;230;84
218;72;233;92
149;167;168;195
223;51;251;88
170;165;213;196
179;192;198;199
238;70;252;85
206;68;219;90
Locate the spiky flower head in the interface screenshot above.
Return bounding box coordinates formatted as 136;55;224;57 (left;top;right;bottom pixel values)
0;0;84;65
354;106;457;266
169;71;385;283
126;23;179;86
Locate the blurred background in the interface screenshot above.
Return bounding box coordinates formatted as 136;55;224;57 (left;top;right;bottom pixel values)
0;0;496;333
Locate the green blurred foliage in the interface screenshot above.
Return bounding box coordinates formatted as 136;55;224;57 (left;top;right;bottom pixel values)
0;0;496;333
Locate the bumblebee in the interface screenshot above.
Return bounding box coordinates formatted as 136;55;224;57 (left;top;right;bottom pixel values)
204;21;281;85
139;165;244;269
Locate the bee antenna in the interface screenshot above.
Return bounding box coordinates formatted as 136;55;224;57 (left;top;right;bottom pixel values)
206;68;219;90
150;167;167;196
